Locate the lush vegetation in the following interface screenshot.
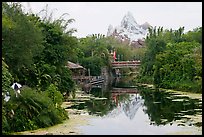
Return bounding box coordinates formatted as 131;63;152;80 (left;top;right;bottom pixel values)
136;26;202;93
2;2;201;135
2;2;75;134
77;34;111;76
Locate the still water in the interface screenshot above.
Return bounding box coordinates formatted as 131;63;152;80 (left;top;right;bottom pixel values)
73;77;202;135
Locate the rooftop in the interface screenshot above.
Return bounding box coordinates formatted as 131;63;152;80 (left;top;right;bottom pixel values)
67;61;85;69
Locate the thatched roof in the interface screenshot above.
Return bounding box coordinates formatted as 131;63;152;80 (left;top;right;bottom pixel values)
67;61;85;69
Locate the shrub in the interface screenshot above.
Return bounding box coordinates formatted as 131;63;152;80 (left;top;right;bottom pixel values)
3;86;68;133
44;84;63;107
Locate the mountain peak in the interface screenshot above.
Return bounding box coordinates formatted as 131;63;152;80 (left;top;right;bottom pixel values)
121;11;138;29
107;12;151;48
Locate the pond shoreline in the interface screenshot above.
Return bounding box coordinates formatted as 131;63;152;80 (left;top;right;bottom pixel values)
14;112;95;135
137;83;202;99
14;84;202;135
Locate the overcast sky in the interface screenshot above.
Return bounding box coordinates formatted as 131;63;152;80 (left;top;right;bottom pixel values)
21;2;202;38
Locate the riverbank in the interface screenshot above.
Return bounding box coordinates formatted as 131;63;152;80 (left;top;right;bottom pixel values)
14;90;98;135
16;111;202;135
14;84;202;135
138;83;202;99
15;112;95;135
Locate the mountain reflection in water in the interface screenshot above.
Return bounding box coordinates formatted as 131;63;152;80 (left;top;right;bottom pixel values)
76;77;202;135
106;92;144;120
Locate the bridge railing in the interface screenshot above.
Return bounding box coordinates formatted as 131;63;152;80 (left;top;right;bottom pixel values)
111;60;141;68
112;60;140;64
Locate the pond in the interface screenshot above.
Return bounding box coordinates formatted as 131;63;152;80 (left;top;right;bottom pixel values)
69;77;202;135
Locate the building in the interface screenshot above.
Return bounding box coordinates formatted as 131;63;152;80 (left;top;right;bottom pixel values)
66;61;86;77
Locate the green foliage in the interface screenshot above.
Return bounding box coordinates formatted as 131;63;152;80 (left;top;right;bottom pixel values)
38;22;69;66
44;84;63;106
106;36;146;61
3;86;68;133
33;12;77;93
2;2;77;94
2;2;44;80
137;26;202;93
77;33;147;77
132;47;147;60
2;2;75;134
78;34;112;75
81;56;104;76
2;59;13;134
154;41;201;92
141;27;167;77
57;66;76;94
183;27;202;44
2;108;11;134
2;58;13;93
2;59;14;134
78;33;146;76
3;1;201;134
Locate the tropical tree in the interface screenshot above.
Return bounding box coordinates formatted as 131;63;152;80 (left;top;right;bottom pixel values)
2;2;44;83
137;26;202;93
78;34;112;76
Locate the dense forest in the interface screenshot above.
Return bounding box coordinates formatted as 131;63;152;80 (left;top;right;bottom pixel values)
135;26;202;93
2;2;202;134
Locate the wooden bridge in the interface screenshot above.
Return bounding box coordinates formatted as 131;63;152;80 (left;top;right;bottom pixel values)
111;60;141;69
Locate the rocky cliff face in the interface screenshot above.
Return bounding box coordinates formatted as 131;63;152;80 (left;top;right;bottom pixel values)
107;12;151;48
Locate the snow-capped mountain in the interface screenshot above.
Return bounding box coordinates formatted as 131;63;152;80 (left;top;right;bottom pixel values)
104;94;144;120
107;12;151;48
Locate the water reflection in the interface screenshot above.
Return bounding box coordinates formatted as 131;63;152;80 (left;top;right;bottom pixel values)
106;93;143;120
75;77;202;134
86;85;144;121
138;86;202;127
123;94;143;120
79;78;202;127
